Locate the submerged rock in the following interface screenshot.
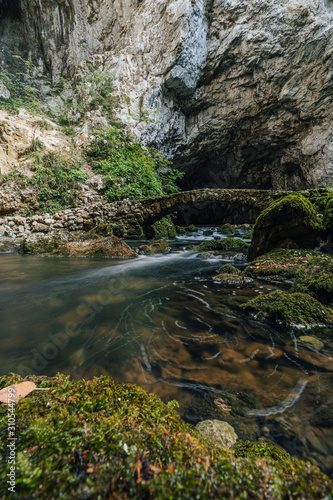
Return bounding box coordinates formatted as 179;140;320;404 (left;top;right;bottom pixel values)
298;336;324;352
242;290;333;327
196;420;238;448
249;194;321;260
213;273;253;286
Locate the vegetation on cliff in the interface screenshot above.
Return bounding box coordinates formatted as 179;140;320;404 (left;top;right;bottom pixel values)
0;374;331;499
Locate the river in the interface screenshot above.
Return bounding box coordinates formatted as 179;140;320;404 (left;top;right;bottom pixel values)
0;228;332;476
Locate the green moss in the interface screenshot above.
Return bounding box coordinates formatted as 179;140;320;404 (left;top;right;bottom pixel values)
219;223;235;235
186;224;198;232
243;249;333;305
192;238;249;252
217;264;241;274
175;225;186;235
242;290;333;326
249;194;322;260
203;229;214;236
0;374;331;499
152;217;177;239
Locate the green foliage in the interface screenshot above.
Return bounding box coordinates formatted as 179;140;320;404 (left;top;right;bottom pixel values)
0;152;88;214
0;56;48;113
242;290;333;326
86;127;183;202
52;64;114;125
0;374;331;499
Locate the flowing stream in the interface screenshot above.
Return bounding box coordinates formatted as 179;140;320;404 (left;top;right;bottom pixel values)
0;228;332;476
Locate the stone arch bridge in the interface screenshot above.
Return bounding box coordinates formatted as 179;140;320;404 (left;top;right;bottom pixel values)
98;188;299;238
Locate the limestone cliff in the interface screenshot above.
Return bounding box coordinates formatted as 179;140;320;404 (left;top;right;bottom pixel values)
1;0;333;190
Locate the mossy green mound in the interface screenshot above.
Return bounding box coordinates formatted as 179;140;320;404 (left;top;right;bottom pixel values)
249;194;321;260
219;223;234;235
242;290;333;326
243;249;333;305
217;264;241;274
152;217;177;239
192;237;249;252
0;374;332;499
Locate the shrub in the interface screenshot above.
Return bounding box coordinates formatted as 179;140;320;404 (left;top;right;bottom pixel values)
86;127;183;202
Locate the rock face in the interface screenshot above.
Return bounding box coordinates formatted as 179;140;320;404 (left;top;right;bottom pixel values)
1;0;333;189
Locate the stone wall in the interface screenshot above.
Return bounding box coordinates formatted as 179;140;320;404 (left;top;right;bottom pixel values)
0;188;311;239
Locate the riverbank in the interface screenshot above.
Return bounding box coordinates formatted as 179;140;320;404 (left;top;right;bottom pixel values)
0;373;332;499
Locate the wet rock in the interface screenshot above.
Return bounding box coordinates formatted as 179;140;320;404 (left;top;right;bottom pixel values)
213;274;253;286
196;420;237;448
19;236;137;258
136;239;170;255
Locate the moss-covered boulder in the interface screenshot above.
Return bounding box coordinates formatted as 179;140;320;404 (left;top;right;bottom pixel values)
0;374;332;499
191;237;249;252
19;236;137;258
152;217;177;239
242;290;333;327
243;249;333;305
186;224;198;232
136;239;170;255
217;264;241;274
219;223;235;235
249;194;321;260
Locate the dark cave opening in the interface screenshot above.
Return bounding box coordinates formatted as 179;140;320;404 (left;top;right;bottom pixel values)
0;0;21;20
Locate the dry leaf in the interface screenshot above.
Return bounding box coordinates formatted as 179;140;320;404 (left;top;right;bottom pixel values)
0;382;37;403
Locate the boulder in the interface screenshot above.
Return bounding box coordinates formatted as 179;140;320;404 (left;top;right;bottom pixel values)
19;236;137;258
242;290;333;327
196;420;237;448
249;194;321;260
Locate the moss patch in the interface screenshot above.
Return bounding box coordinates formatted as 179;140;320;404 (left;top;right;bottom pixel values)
152;217;177;239
0;374;332;499
219;224;235;235
217;264;241;274
242;290;333;327
191;238;249;252
243;249;333;305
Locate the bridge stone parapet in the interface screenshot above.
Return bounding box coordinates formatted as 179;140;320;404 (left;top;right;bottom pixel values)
0;188;323;240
